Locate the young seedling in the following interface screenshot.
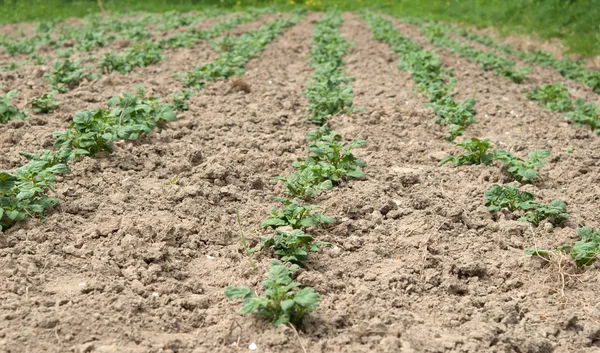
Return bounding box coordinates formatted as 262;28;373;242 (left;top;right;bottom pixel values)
45;59;90;93
526;84;573;112
251;229;329;266
224;259;321;327
440;138;494;166
493;149;550;183
484;184;534;212
261;197;335;230
275;167;333;200
29;92;61;114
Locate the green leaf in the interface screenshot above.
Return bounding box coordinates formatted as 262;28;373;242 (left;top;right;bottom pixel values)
224;286;252;299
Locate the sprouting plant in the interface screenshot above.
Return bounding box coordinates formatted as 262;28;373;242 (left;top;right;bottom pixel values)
45;59;90;93
252;229;329;265
440;138;494;166
484;184;535;212
493;149;550;183
29;92;61;114
565;99;600;134
260;197;335;230
428;97;476;141
1;60;28;72
169;89;194;111
224;259;321;327
1;89;28;123
518;200;568;227
526;227;600;269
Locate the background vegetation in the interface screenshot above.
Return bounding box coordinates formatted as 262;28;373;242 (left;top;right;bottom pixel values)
0;0;598;57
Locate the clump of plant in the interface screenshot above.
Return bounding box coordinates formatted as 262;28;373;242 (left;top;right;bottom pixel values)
484;184;568;227
0;89;28;123
252;229;329;265
518;200;568;227
440;138;493;166
493;149;550;183
0;149;71;231
428;96;476;141
53;87;176;158
276;167;333;200
45;59;91;93
99;41;164;74
260;197;335;230
29;92;61;114
224;260;321;327
526;227;600;269
526;83;573;112
169;90;194;111
484;184;534;212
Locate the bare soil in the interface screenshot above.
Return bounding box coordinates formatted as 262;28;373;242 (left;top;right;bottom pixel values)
0;11;599;353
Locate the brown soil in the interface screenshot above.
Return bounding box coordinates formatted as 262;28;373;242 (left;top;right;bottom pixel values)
1;11;600;353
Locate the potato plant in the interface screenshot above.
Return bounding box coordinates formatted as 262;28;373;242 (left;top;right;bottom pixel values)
261;197;335;230
29;92;61;114
362;11;476;141
178;13;304;89
0;89;28;123
251;229;329;266
440;138;494;166
526;227;600;269
99;41;164;74
225;260;321;327
45;59;92;93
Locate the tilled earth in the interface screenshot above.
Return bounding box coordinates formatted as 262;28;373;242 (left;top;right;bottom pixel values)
1;11;599;353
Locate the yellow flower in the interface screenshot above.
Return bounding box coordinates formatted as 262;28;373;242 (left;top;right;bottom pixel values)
290;0;295;3
236;1;241;4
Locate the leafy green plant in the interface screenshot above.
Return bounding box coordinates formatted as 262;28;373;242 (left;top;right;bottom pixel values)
484;184;534;212
0;89;28;123
99;41;164;74
29;92;61;114
252;229;329;265
526;84;573;112
526;227;600;269
45;59;90;93
440;138;494;166
54;89;176;158
276;167;333;200
169;89;194;111
260;197;334;230
493;149;550;183
518;200;568;227
0;149;70;231
224;260;321;327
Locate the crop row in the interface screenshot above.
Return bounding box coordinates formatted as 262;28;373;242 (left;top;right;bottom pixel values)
225;11;368;328
362;12;599;270
0;9;223;57
1;11;303;230
178;12;304;89
443;23;600;93
0;86;177;231
397;17;600;136
0;11;272;125
361;11;475;141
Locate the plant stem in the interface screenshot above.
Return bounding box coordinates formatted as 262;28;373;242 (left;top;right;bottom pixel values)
236;209;257;271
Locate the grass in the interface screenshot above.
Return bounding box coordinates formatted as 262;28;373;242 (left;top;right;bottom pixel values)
0;0;598;56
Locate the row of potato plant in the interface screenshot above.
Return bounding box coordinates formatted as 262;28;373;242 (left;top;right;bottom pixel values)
363;12;599;270
400;18;600;136
0;86;177;232
361;10;476;141
178;11;305;89
225;11;367;329
441;22;600;93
